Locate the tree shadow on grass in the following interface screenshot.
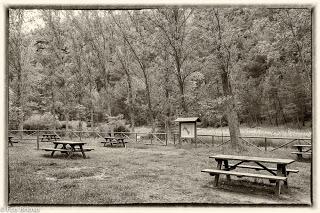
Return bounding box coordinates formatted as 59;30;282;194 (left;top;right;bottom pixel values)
41;153;91;160
202;178;293;201
102;144;126;148
294;157;312;163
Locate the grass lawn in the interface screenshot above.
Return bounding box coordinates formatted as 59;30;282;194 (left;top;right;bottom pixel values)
8;138;312;205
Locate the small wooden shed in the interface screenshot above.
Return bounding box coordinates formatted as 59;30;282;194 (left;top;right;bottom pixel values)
174;117;201;145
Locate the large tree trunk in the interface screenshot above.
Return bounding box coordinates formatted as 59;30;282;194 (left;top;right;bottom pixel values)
51;81;56;130
165;89;172;141
65;111;69;137
143;70;156;132
178;80;188;114
226;98;241;147
126;72;135;131
90;107;94;131
16;60;24;133
213;9;241;147
221;71;241;147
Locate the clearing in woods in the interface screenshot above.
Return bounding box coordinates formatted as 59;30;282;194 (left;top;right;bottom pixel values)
8;137;311;205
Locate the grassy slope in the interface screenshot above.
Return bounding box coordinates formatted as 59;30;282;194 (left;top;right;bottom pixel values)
8;137;312;205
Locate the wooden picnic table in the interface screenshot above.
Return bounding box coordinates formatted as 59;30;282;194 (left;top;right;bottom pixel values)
292;144;312;159
40;134;60;142
8;136;18;146
202;154;297;195
42;141;94;159
101;137;127;147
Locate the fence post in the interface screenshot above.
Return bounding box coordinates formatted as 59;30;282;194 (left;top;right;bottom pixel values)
37;129;40;150
165;133;168;146
212;135;214;146
264;137;267;152
173;134;176;145
136;133;138;143
151;134;153;145
79;131;82;141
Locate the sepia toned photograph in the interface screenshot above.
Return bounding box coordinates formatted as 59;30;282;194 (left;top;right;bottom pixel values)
6;5;312;206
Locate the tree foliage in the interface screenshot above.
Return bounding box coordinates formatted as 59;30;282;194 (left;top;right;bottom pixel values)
8;8;312;135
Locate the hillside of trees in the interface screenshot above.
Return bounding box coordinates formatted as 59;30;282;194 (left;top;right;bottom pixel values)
8;8;312;134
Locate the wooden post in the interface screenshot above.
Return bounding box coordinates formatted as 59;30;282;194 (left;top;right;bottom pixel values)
179;123;181;145
264;137;267;152
136;133;138;143
195;123;197;148
214;160;222;186
212;135;214;146
151;134;153;145
165;133;168;146
173;133;176;145
36;129;40;150
79;131;82;141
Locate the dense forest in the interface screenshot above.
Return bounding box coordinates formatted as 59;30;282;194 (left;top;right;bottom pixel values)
8;8;312;135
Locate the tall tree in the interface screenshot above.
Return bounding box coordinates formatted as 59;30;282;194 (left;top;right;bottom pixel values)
9;9;25;131
110;11;157;131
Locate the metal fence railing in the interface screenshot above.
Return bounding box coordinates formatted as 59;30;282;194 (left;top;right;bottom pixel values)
8;129;311;152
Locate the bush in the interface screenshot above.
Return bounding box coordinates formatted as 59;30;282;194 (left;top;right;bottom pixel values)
23;113;61;130
114;124;130;133
95;119;130;136
65;120;87;130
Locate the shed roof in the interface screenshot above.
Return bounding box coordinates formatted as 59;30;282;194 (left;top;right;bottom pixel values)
174;117;201;122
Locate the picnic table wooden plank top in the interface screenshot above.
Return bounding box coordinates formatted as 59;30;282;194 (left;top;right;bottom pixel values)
104;137;125;139
292;144;312;147
52;141;86;145
209;154;295;164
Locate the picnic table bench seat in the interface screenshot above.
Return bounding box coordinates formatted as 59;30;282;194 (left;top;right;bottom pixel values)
8;136;19;146
291;145;312;159
201;169;287;194
42;148;69;152
101;137;128;147
42;148;94;152
225;163;299;174
291;151;312;155
201;169;287;181
100;141;128;144
40;134;61;142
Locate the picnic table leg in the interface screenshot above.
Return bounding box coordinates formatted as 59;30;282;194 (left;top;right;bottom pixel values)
79;145;86;159
9;138;13;146
223;160;231;181
51;143;59;157
214;160;223;186
61;144;68;155
275;164;285;195
281;164;288;190
67;145;75;158
297;147;303;160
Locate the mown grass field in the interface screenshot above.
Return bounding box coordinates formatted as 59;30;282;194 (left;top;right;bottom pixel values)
8;130;312;205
